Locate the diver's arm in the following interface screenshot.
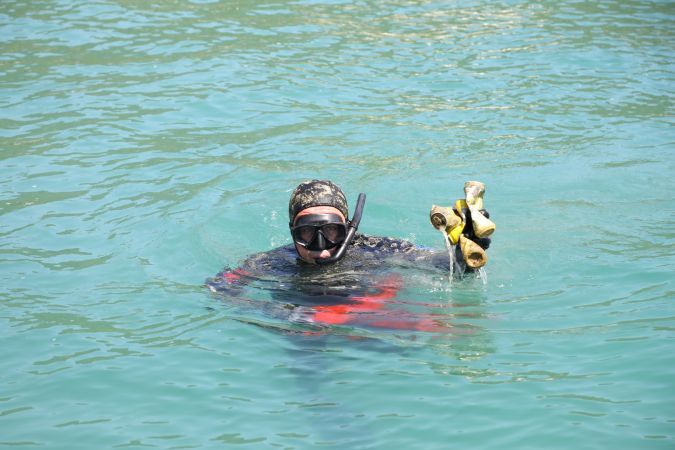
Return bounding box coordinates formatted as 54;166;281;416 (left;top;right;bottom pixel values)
206;245;297;296
205;266;251;295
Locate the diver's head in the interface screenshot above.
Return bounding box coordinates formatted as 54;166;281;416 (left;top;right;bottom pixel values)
292;206;347;263
289;180;349;264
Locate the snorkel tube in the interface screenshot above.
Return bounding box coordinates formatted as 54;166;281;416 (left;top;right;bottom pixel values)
315;193;366;265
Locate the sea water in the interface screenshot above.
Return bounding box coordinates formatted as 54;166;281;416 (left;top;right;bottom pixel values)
1;0;674;449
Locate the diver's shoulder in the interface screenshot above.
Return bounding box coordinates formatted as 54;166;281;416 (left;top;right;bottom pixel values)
351;233;424;254
238;244;298;271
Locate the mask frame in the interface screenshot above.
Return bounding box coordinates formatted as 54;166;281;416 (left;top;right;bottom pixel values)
290;213;347;251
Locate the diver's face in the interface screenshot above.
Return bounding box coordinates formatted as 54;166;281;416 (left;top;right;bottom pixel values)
292;206;346;264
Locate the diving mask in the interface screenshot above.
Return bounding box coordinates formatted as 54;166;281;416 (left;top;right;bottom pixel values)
291;213;347;251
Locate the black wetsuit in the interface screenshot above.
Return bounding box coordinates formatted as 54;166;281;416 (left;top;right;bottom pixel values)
208;234;441;292
209;231;492;297
206;232;490;331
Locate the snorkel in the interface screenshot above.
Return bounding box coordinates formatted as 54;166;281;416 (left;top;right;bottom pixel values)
315;193;366;265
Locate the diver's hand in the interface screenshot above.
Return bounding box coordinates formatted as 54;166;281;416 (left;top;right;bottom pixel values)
472;236;491;250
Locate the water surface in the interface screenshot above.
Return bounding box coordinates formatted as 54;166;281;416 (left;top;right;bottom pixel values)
1;0;674;449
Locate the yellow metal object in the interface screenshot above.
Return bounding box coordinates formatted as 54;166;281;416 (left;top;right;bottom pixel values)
429;180;496;247
445;199;467;244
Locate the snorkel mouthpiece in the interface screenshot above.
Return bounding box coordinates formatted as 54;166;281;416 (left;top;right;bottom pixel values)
315;193;366;265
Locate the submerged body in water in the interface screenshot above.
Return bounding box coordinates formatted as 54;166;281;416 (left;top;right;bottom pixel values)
207;233;484;333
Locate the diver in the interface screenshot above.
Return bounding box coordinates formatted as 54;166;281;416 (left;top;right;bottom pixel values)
206;179;491;331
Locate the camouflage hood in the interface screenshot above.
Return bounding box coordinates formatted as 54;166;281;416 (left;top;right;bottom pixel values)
288;180;349;223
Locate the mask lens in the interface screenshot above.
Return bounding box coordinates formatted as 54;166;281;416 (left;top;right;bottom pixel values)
292;225;317;246
320;223;346;244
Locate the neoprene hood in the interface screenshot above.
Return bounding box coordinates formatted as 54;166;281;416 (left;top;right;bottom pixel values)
288;180;349;223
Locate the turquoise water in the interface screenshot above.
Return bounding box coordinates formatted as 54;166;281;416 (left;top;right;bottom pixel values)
2;0;674;448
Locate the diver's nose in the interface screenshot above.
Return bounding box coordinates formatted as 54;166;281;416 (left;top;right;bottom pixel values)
309;231;327;251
